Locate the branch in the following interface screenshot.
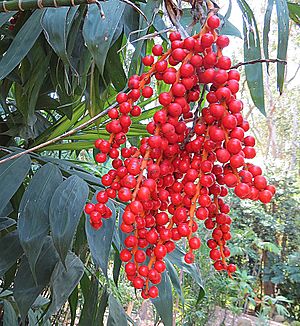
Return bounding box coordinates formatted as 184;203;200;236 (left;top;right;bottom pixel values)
0;0;103;12
0;103;116;165
231;58;287;70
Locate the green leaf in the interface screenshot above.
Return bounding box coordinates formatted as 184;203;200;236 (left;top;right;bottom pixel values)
105;36;126;92
0;217;16;231
151;271;173;326
263;0;273;73
68;287;78;326
0;230;23;276
288;2;300;25
0;154;31;215
0;13;16;28
275;0;289;93
41;8;77;69
165;259;184;305
44;252;84;320
107;294;128;325
41;141;95;151
3;300;18;326
85;198;116;277
168;246;204;297
18;163;63;280
237;0;265;115
0;11;44;80
49;175;89;264
219;15;242;38
79;275;100;324
83;1;126;74
129;1;161;75
13;237;59;321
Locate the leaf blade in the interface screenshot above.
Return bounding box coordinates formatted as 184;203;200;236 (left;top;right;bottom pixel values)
18;163;63;279
49;175;89;264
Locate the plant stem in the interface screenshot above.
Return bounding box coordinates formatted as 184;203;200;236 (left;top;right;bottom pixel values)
0;104;116;164
231;58;287;69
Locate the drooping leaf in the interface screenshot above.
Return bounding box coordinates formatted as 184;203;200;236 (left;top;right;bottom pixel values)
168;246;205;299
79;275;101;324
13;237;59;321
83;1;126;74
18;163;63;279
68;287;78;326
0;11;44;80
0;154;31;215
0;230;23;276
85;198;116;277
49;175;89;264
3;300;18;326
165;259;184;305
263;0;274;74
105;36;126;92
275;0;289;93
237;0;266;115
151;271;173;326
0;217;16;231
107;293;128;326
44;251;84;320
41;7;78;69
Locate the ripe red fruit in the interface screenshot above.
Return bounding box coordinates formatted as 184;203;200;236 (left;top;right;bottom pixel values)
207;15;220;29
152;44;163;56
142;86;153;98
142;55;154;66
189;237;201;249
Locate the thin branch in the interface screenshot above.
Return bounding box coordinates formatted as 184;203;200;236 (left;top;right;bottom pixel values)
0;0;102;12
231;58;287;70
287;63;300;84
0;103;117;165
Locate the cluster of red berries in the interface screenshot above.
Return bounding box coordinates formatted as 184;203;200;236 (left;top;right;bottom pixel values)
84;14;275;299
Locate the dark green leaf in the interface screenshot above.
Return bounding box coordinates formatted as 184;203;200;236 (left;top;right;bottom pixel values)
49;175;89;264
105;36;126;92
237;0;265;115
263;0;273;73
0;230;23;276
168;246;204;297
3;300;18;326
151;271;173;326
18;163;63;279
107;293;128;326
0;217;16;231
85;198;116;277
79;275;100;324
13;237;59;321
83;1;126;74
45;251;84;320
288;2;300;25
113;251;122;286
41;8;77;68
0;154;31;215
97;286;109;325
68;286;78;326
165;259;184;305
275;0;289;93
0;11;44;80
